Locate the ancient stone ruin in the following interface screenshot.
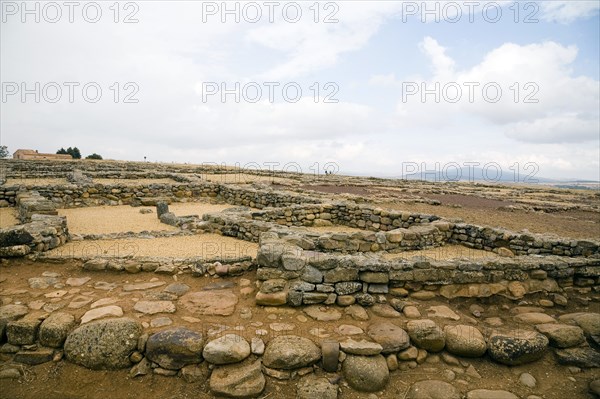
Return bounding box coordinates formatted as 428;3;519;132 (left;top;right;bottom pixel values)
0;159;598;398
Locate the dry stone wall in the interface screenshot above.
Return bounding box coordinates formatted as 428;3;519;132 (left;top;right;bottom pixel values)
254;233;600;306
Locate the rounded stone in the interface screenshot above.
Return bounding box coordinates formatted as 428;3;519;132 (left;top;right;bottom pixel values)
488;330;548;366
343;354;389;392
145;327;204;370
263;335;321;370
367;322;410;354
64;318;142;370
202;334;251;365
443;325;486;357
406;319;445;353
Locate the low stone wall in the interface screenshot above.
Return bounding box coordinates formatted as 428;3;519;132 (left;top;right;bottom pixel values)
254;233;600;306
0;215;68;257
16;191;57;223
249;203;441;231
449;223;599;257
0;182;320;210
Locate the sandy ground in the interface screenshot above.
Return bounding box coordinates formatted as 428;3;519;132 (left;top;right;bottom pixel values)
46;234;258;259
379;201;600;241
382;244;499;261
93;178;178;186
0;207;18;228
59;203;232;235
58;206;177;235
3;178;67;186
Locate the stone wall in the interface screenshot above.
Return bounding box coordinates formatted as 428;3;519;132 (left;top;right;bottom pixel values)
254;233;600;306
449;223;599;257
0;214;68;257
0;182;320;210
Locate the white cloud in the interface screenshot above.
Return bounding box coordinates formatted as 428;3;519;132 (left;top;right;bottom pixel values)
391;38;599;144
539;1;600;23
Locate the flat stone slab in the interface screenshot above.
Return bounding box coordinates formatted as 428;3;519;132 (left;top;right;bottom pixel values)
179;290;238;316
133;301;176;315
66;277;91;287
81;306;123;324
303;306;342;321
123;281;166;291
340;339;383;355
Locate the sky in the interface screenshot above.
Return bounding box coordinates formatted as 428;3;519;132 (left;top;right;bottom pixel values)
1;0;599;181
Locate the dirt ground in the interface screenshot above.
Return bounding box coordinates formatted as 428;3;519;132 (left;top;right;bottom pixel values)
0;259;599;399
46;234;258;259
292;183;600;240
0;208;18;228
379;201;600;241
59;203;233;235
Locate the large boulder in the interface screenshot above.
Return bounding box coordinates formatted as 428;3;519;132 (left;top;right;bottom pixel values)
210;359;265;398
488;330;548;365
263;335;320;369
145;327;204;370
406;380;461;399
366;322;410;354
406;319;445;353
203;334;251;365
64;318;142;369
342;355;389;392
444;325;486;357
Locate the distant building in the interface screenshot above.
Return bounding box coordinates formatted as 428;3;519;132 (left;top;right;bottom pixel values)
13;149;72;160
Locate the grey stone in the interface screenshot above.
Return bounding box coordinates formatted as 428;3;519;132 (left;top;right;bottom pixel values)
555;347;600;368
466;390;518;399
297;374;338;399
406;319;445;353
145;327;204;370
14;348;54;365
340;339;383;355
210;359;265;398
488;330;548;366
7;313;42;345
407;380;461;399
367;322;410;354
263;335;321;370
39;312;76;348
202;334;251;365
443;325;486;357
0;304;29;339
321;339;339;372
342;354;389;392
64;318;142;369
535;323;586;348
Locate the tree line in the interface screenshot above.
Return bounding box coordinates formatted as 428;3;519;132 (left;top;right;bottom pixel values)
56;147;103;160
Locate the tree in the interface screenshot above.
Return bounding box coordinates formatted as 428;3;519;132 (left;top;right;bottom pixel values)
71;147;81;159
86;153;103;160
59;147;82;159
0;145;8;158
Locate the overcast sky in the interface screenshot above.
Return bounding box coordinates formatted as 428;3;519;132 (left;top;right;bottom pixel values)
1;1;599;180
